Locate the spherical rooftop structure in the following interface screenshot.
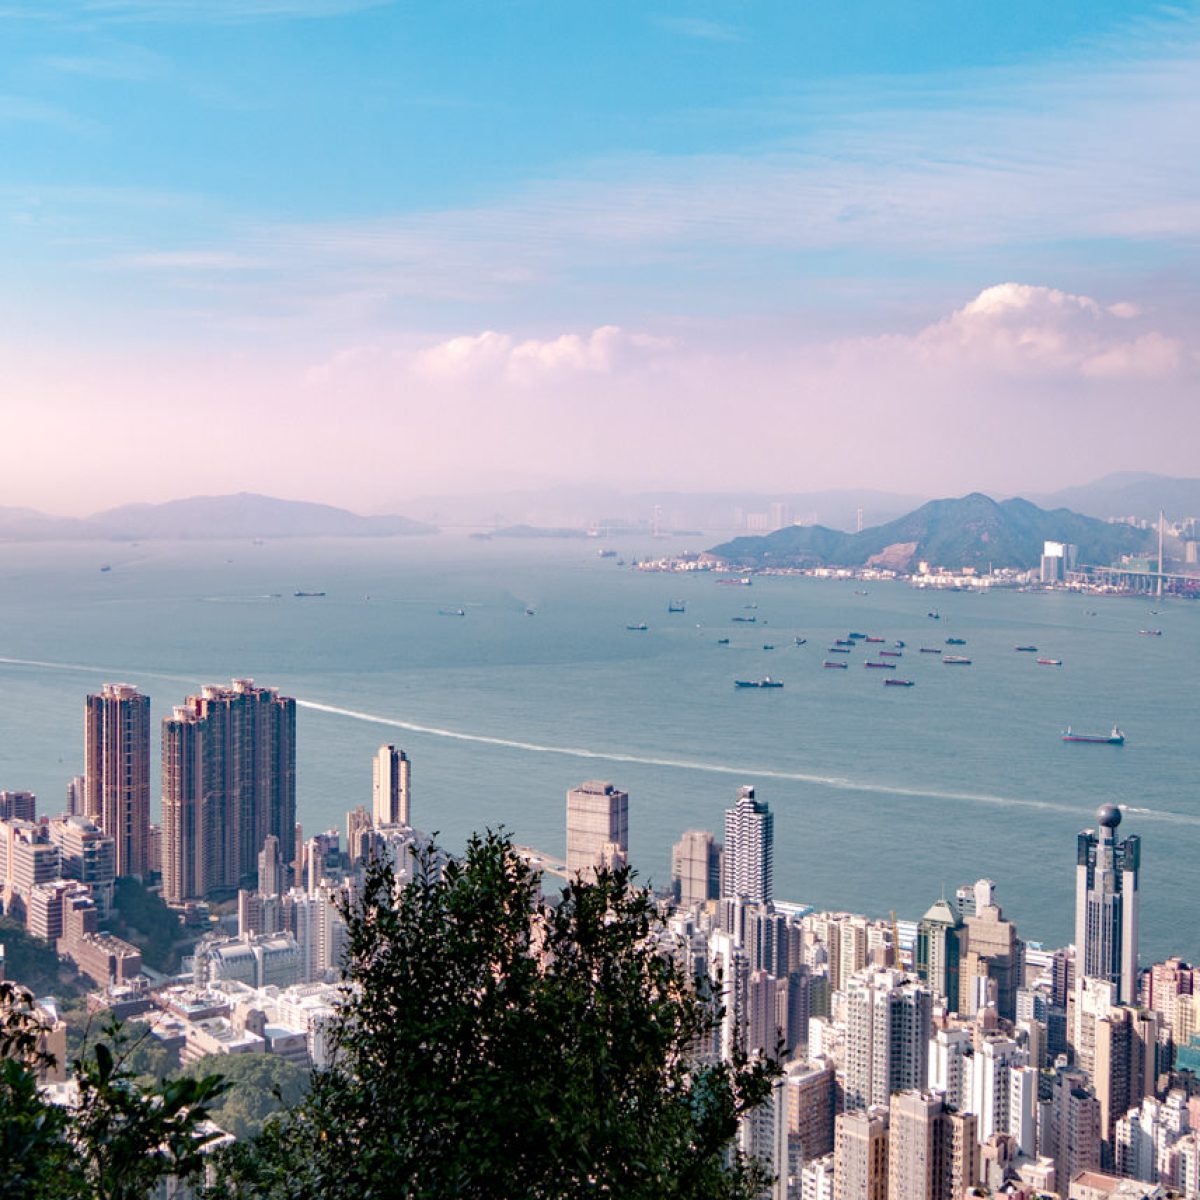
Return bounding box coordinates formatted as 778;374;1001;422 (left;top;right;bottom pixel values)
1097;803;1122;829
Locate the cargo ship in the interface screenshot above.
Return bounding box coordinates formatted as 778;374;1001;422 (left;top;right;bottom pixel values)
294;591;326;597
1037;658;1062;666
438;608;466;617
865;661;896;669
732;616;757;623
942;655;972;665
717;577;753;586
879;649;902;658
667;600;686;613
945;637;966;646
735;677;783;688
884;678;914;687
1138;629;1162;636
1015;645;1038;652
827;646;851;654
835;638;854;646
822;661;848;669
864;636;885;644
919;647;941;654
1062;726;1124;745
626;622;648;631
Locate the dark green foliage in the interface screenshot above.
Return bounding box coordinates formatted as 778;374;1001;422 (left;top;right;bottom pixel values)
0;918;84;999
0;983;229;1200
103;877;187;972
227;832;777;1200
177;1052;309;1140
711;492;1151;570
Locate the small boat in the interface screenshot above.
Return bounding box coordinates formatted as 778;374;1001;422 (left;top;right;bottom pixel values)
945;637;966;646
294;591;326;597
762;644;775;650
439;608;466;617
717;577;752;586
525;607;536;616
626;622;648;631
919;647;941;654
884;678;914;687
848;632;867;640
879;649;902;658
942;655;972;665
927;611;940;619
794;637;807;646
1138;629;1163;637
1062;725;1125;745
99;564;112;573
732;616;757;624
827;646;852;654
743;603;758;610
735;677;783;688
668;600;686;613
1015;645;1038;652
1037;658;1062;665
822;661;848;669
894;640;905;648
864;636;885;644
597;548;617;558
854;589;869;595
717;637;730;645
865;661;896;669
835;638;854;646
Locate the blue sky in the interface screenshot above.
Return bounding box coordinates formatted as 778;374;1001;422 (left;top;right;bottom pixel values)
2;1;1198;511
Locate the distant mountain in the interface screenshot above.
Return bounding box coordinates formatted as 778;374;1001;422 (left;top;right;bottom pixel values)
1031;473;1200;523
0;494;434;541
397;486;926;533
710;493;1151;571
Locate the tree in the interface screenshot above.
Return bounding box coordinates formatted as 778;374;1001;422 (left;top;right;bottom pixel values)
0;981;229;1200
228;831;777;1199
176;1052;309;1140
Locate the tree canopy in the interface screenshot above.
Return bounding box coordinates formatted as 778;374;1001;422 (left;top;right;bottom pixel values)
227;831;777;1200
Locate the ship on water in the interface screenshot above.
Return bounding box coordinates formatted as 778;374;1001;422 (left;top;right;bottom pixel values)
942;655;972;665
1062;725;1125;745
822;660;848;669
667;600;686;613
884;678;914;687
735;677;783;688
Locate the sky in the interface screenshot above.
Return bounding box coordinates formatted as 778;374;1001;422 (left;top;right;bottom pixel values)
2;0;1198;515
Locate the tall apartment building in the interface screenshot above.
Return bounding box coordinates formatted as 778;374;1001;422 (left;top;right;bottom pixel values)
0;792;36;822
834;1106;889;1200
671;829;721;907
565;780;629;881
969;1032;1038;1156
1076;804;1140;1005
161;679;296;903
48;815;115;918
843;969;932;1111
85;683;151;877
887;1090;978;1200
372;744;411;827
722;786;773;904
1041;1066;1101;1189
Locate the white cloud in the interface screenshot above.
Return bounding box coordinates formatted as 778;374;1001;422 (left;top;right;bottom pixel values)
907;283;1185;379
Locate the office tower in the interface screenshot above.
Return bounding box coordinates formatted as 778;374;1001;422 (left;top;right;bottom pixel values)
844;969;932;1111
345;804;373;866
372;745;411;827
258;834;283;897
722;786;773;903
671;829;721;907
565;780;629;881
1076;804;1140;1005
161;679;295;903
887;1090;979;1200
961;889;1021;1021
915;895;963;1013
834;1106;889;1200
85;683;151;878
67;776;85;817
0;792;36;822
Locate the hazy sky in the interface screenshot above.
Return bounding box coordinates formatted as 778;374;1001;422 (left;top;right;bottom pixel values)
2;1;1198;514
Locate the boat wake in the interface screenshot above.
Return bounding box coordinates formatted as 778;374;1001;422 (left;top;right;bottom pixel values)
4;654;1197;828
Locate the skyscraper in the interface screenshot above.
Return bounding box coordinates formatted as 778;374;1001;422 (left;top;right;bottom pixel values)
722;786;773;904
1075;804;1140;1005
565;780;629;881
85;683;151;878
844;969;932;1112
887;1090;978;1200
161;679;295;903
671;829;721;908
915;896;963;1013
372;744;411;827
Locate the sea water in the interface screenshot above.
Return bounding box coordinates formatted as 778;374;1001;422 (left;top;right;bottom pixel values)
0;533;1194;962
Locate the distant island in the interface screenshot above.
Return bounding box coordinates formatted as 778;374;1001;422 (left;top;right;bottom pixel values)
708;493;1152;571
0;493;435;542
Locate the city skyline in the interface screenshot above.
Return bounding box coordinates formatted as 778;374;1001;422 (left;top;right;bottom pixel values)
2;3;1199;510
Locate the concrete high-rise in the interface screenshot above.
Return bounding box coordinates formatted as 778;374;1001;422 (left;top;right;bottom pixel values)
372;745;411;827
915;895;963;1013
161;680;295;903
887;1090;978;1200
834;1106;889;1200
671;829;721;908
85;683;151;878
722;786;773;904
565;781;629;881
1075;804;1140;1005
844;969;932;1111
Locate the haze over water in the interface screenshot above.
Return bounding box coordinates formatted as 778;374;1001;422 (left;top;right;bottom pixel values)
0;534;1193;963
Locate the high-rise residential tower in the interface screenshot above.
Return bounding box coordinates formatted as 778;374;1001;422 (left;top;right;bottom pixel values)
844;969;932;1112
671;829;722;908
721;786;773;904
85;683;151;878
1075;804;1140;1005
565;781;629;881
372;744;411;827
161;679;295;903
